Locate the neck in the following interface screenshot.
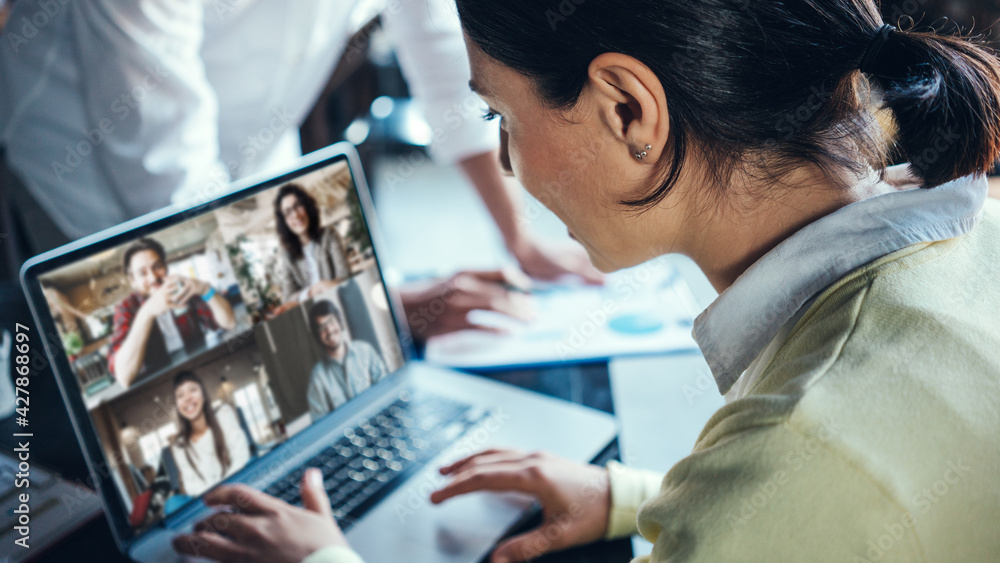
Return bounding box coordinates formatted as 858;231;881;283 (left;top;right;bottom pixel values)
326;343;347;361
298;232;312;247
676;165;890;293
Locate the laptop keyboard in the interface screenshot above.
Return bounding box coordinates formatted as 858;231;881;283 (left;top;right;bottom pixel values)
264;391;486;531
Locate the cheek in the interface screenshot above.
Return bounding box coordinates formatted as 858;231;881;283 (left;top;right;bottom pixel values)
504;115;628;266
511;133;603;226
508;130;572;205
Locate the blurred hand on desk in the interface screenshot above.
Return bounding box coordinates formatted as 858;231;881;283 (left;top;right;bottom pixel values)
509;238;604;286
400;269;536;341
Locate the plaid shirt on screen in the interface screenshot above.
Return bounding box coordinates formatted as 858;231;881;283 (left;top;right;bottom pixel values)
107;293;218;375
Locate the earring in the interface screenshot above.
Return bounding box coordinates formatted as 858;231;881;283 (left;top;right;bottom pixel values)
635;144;652;159
645;144;653;150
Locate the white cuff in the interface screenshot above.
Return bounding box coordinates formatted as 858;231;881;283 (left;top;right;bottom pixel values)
605;460;665;540
301;545;364;563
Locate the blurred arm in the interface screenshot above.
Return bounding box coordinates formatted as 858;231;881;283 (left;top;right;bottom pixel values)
68;0;230;216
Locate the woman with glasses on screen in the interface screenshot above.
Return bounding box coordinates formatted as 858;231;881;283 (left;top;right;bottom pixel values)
273;183;352;304
175;1;1000;561
170;371;250;498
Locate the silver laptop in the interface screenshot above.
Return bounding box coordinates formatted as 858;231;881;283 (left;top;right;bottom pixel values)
19;143;617;562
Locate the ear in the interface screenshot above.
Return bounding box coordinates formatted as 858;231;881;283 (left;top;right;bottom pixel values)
583;53;670;163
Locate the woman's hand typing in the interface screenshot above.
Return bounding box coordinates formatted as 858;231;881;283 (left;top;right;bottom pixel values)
431;449;611;563
173;468;348;563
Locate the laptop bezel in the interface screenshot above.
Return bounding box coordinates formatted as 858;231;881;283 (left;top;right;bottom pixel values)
19;142;417;551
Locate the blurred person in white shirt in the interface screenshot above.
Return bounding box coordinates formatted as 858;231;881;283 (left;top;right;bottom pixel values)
0;0;600;334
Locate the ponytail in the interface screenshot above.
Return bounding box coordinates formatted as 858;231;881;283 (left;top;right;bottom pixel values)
865;25;1000;187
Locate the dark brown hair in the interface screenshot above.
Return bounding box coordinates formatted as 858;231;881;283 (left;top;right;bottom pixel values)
457;0;1000;205
122;238;167;276
172;371;230;484
274;183;321;260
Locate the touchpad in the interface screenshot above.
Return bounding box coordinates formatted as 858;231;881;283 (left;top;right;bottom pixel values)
349;482;533;561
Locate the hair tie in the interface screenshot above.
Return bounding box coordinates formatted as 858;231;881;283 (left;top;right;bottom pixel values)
859;24;896;74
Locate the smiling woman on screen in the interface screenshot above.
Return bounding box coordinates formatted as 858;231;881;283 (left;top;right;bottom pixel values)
273;183;352;304
170;371;250;498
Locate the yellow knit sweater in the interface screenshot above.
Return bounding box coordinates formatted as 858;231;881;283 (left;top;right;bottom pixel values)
606;200;1000;561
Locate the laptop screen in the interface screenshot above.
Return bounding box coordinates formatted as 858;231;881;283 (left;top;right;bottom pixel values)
33;156;406;534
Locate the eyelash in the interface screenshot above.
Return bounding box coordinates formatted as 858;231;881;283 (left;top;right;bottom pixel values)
482;110;500;122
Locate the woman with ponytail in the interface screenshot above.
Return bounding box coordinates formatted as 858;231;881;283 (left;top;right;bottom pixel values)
170;371;250;497
175;2;1000;561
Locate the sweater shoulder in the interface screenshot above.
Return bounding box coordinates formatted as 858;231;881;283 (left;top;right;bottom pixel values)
757;204;1000;396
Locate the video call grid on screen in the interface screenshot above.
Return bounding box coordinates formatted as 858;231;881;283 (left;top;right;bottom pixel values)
35;158;405;532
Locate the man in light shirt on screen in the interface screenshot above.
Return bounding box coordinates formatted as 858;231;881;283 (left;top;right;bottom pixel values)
306;300;386;421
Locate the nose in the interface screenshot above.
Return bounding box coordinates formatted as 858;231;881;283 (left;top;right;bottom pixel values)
499;128;513;176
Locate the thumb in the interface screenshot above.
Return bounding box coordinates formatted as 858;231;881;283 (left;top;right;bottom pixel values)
300;468;333;519
490;524;565;563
